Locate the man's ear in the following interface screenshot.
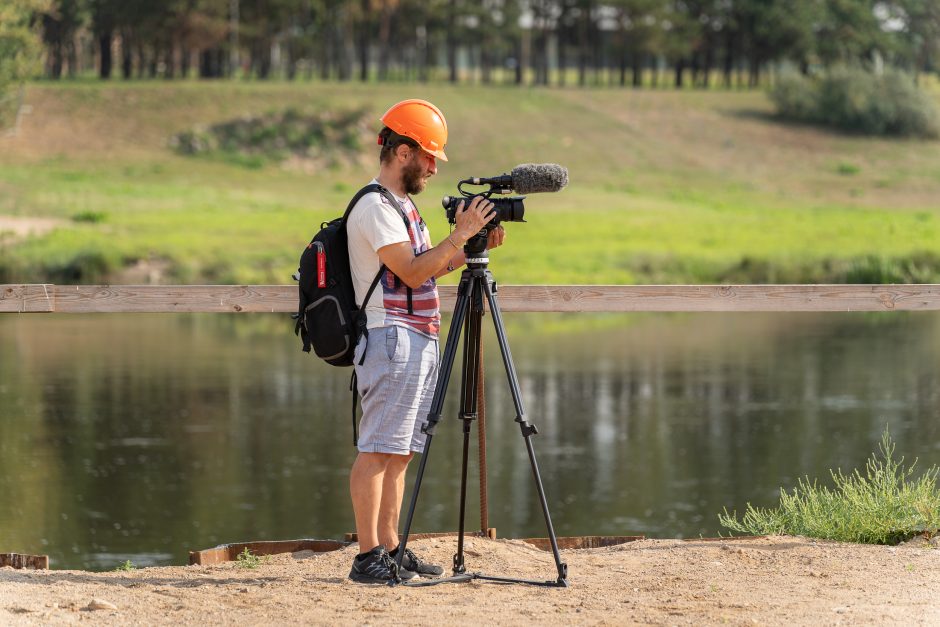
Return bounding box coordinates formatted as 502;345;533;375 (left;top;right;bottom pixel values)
395;143;413;163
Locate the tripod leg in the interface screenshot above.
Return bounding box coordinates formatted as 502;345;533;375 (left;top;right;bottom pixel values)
481;276;569;585
454;279;485;574
395;271;474;577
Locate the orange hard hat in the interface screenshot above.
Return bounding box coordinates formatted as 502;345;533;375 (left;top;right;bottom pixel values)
380;99;448;161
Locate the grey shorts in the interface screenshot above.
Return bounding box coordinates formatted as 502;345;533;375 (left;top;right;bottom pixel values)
353;325;439;455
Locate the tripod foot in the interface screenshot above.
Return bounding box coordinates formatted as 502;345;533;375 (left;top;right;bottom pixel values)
400;573;474;587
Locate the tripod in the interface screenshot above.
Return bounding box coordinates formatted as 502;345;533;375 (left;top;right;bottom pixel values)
393;234;569;588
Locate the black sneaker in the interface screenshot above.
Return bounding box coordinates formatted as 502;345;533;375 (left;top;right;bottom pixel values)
394;546;444;577
349;545;416;584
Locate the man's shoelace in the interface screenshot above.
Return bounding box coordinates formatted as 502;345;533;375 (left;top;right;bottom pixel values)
403;548;423;568
380;551;399;576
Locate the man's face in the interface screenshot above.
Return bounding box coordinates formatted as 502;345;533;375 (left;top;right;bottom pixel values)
401;147;437;196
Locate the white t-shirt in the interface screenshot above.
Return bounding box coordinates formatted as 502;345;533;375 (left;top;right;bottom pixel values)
346;180;441;338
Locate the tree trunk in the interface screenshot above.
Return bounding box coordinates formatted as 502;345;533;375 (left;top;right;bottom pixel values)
164;43;175;79
723;32;734;88
481;31;492;84
377;2;392;81
447;0;458;83
287;45;298;80
200;48;223;78
632;53;642;87
181;47;191;78
336;16;352;80
121;32;133;79
136;42;146;78
674;58;684;88
702;45;712;88
50;44;64;79
67;41;78;78
358;0;369;80
98;32;113;79
417;26;429;82
577;30;587;86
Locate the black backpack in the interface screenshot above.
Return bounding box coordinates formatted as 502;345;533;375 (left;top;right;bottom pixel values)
294;183;402;366
294;184;409;444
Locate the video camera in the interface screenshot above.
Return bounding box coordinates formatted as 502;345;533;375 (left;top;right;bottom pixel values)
441;163;568;229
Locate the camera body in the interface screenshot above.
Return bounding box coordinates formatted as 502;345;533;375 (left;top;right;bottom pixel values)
441;194;526;228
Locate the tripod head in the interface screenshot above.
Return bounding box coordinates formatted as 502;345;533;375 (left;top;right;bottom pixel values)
463;230;490;267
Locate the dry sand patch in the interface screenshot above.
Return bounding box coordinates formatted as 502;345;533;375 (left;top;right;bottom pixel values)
0;215;62;242
1;535;938;625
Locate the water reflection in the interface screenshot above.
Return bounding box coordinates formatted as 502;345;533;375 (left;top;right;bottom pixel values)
1;312;938;570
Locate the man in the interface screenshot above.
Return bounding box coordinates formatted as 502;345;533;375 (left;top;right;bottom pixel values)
345;99;505;584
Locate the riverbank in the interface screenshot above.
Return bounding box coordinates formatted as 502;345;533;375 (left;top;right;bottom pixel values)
2;535;938;625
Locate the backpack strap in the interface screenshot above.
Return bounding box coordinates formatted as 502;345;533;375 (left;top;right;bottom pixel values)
350;370;360;446
348;183;414;316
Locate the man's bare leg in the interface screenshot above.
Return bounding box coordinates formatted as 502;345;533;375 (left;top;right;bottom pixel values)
378;452;414;550
350;452;393;554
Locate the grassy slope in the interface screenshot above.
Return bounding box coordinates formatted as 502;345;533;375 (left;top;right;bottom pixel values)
1;80;940;285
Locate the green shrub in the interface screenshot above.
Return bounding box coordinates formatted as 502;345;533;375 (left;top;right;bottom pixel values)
170;107;369;168
769;72;817;120
43;250;120;283
720;429;940;545
835;162;860;176
769;67;940;138
72;211;107;224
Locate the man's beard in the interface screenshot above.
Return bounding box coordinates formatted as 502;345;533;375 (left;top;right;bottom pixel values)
402;157;428;195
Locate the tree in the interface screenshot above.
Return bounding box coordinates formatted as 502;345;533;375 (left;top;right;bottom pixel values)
41;0;86;79
815;0;886;67
884;0;940;79
0;0;47;128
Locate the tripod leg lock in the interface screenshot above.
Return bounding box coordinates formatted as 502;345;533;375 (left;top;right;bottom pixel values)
459;412;477;422
518;419;538;437
421;420;437;436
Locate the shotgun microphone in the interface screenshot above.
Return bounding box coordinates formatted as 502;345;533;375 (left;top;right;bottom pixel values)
468;163;569;194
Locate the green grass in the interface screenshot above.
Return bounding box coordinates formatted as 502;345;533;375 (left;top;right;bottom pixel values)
719;430;940;545
2;80;940;285
113;559;136;571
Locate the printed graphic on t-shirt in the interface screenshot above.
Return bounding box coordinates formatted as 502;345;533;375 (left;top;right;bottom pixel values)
378;194;441;336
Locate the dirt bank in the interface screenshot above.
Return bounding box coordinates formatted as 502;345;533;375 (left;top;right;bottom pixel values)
2;535;938;626
0;215;62;242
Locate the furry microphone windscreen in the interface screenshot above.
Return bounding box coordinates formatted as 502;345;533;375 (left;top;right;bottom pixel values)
510;164;569;194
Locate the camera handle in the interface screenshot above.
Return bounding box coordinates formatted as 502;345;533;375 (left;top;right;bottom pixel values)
393;253;569;588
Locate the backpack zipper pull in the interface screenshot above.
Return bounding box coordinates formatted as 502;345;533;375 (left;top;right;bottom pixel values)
315;242;327;288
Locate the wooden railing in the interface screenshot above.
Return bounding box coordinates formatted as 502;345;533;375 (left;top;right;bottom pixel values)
4;284;940;313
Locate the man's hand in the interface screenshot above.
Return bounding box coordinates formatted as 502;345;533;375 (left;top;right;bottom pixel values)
452;196;496;243
487;225;505;249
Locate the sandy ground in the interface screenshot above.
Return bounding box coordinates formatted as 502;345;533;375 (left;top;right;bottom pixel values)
2;535;939;626
0;216;62;242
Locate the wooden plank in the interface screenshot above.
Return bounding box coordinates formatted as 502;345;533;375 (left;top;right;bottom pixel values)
189;539;347;565
0;285;54;313
51;285;291;313
520;535;644;551
4;284;940;313
478;284;940;313
0;553;49;569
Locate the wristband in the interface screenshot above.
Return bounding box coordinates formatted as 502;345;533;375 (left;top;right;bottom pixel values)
446;234;461;250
